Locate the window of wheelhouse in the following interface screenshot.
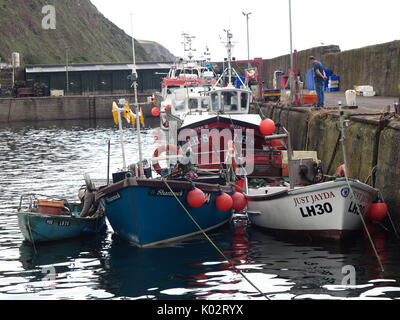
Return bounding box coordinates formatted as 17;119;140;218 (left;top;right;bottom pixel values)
201;97;210;110
221;91;238;112
211;93;219;111
173;100;185;111
188;98;198;110
240;92;249;111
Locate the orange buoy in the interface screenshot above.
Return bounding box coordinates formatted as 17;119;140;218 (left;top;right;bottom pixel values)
232;192;247;211
259;118;276;136
187;188;206;208
216;193;233;211
151;107;160;117
337;164;350;177
367;198;388;222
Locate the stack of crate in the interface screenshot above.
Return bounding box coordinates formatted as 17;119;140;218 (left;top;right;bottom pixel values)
325;75;339;92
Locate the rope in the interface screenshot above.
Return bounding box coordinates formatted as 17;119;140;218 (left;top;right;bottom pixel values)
376;191;400;240
161;178;269;299
338;106;384;272
26;214;37;254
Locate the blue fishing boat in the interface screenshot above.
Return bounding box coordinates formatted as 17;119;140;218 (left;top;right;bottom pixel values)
97;27;236;248
97;177;233;247
17;192;106;243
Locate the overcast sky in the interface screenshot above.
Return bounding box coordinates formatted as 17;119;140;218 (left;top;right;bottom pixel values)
90;0;400;61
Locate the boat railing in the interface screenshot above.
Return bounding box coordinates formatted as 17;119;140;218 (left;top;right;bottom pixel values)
17;193;69;212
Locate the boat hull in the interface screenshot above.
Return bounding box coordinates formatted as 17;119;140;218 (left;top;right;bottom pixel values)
99;178;233;247
17;212;106;243
246;179;378;241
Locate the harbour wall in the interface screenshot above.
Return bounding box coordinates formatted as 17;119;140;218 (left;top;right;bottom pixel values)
252;103;400;227
234;40;400;97
0;94;159;125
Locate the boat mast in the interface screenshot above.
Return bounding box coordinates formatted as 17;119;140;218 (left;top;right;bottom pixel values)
223;29;233;85
131;14;144;177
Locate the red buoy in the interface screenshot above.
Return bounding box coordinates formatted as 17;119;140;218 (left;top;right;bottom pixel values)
151;107;160;117
216;193;233;211
259;119;276;136
187;188;206;208
367;198;388;222
232;192;247;211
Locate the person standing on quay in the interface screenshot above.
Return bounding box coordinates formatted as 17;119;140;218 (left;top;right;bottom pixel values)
309;56;327;107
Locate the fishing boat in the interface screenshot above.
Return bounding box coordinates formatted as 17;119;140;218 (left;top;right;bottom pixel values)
17;188;106;244
157;33;217;130
245;118;382;242
97;176;234;247
246;177;378;241
174;30;280;177
96;30;236;248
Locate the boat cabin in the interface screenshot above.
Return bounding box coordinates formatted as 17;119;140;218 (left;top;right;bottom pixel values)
210;86;251;114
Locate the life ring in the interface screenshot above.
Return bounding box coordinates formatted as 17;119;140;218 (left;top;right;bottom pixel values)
152;144;181;175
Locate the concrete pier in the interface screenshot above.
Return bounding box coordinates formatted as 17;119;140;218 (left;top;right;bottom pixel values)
0;93;155;123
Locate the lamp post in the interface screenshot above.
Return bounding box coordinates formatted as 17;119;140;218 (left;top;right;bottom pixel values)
288;0;294;105
65;46;71;96
242;11;252;69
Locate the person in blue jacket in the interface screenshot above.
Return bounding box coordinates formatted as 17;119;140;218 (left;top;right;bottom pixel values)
309;56;327;107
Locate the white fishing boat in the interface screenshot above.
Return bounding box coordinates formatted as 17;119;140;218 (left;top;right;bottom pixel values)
245;121;381;242
157;33;217;130
246;177;378;241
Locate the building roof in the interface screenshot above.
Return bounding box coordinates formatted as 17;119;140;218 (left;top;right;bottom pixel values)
25;62;173;73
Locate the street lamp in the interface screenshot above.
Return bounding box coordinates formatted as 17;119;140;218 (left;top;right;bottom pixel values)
242;11;252;68
65;46;71;95
288;0;294;104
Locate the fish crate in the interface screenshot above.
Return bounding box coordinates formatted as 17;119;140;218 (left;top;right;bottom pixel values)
37;200;64;215
302;94;317;104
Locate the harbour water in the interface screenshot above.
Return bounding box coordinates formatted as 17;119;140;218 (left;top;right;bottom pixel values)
1;120;400;300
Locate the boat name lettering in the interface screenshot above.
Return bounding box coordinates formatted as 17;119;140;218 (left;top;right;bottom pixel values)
293;191;336;207
46;219;54;225
300;202;333;218
58;220;70;227
149;188;184;197
348;201;366;215
105;192;121;204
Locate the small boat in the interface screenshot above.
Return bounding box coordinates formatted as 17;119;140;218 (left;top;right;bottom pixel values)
17;190;106;244
245;126;380;242
246;178;378;241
